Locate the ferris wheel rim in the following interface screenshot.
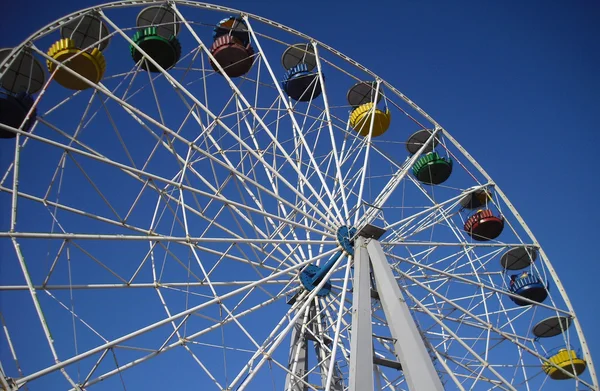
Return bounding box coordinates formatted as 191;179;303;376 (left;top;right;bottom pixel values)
0;0;442;129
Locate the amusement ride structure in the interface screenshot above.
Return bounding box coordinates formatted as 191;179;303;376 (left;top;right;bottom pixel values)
0;2;596;390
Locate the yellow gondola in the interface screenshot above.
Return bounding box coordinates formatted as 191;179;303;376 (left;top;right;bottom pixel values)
47;38;106;90
543;349;586;380
349;102;391;138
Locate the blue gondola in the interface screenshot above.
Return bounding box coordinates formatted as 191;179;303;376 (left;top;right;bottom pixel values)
508;272;548;306
282;63;321;101
0;92;37;138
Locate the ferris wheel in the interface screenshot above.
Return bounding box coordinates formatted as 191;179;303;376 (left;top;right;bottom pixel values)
0;2;596;390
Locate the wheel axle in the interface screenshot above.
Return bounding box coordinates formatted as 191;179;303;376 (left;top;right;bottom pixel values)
299;226;356;296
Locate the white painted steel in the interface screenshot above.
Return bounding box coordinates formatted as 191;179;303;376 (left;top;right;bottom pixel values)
368;239;444;391
348;236;374;391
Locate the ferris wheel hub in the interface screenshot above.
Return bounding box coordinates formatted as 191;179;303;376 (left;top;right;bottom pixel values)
336;225;357;255
298;226;357;296
299;264;332;296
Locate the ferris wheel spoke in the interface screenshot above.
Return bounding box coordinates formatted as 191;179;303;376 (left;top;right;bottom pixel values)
429;337;467;391
36;34;340;238
286;290;353;389
448;246;528;350
5;110;74;386
0;279;298;291
355;128;442;230
169;8;342;228
181;344;226;390
336;119;352;164
227;300;301;389
78;289;288;391
441;127;599;387
316;297;351;359
388;251;567;314
184;170;288;264
385;177;559;347
191;217;292;295
393;265;594;387
143;58;167;126
294;145;343;248
398;246;470;278
443;357;513;391
271;114;331;261
311;42;350;223
318;253;352;391
44;289;108;345
30;91;98;201
231;97;320;263
230;255;347;390
383;241;530;248
39;86;86;118
3;178;331;258
15;252;319;389
386;180;463;232
244;18;345;225
190;116;336;233
2;118;337;248
388;178;470;248
395;284;518;390
1;186;154;239
389;209;458;243
8;239;82;389
67;153;124;221
0;314;26;391
352;80;382;227
318;295;356;367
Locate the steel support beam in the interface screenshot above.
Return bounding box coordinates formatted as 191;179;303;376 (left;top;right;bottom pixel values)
349;236;374;391
367;239;443;391
373;356;402;370
285;302;344;391
311;303;344;391
285;310;309;391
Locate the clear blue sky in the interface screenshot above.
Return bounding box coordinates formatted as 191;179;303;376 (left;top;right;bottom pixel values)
1;0;599;388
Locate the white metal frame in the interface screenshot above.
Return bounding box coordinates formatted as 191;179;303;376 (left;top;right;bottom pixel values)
0;2;596;391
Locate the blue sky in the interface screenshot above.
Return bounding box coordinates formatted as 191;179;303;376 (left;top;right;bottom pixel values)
1;0;599;389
